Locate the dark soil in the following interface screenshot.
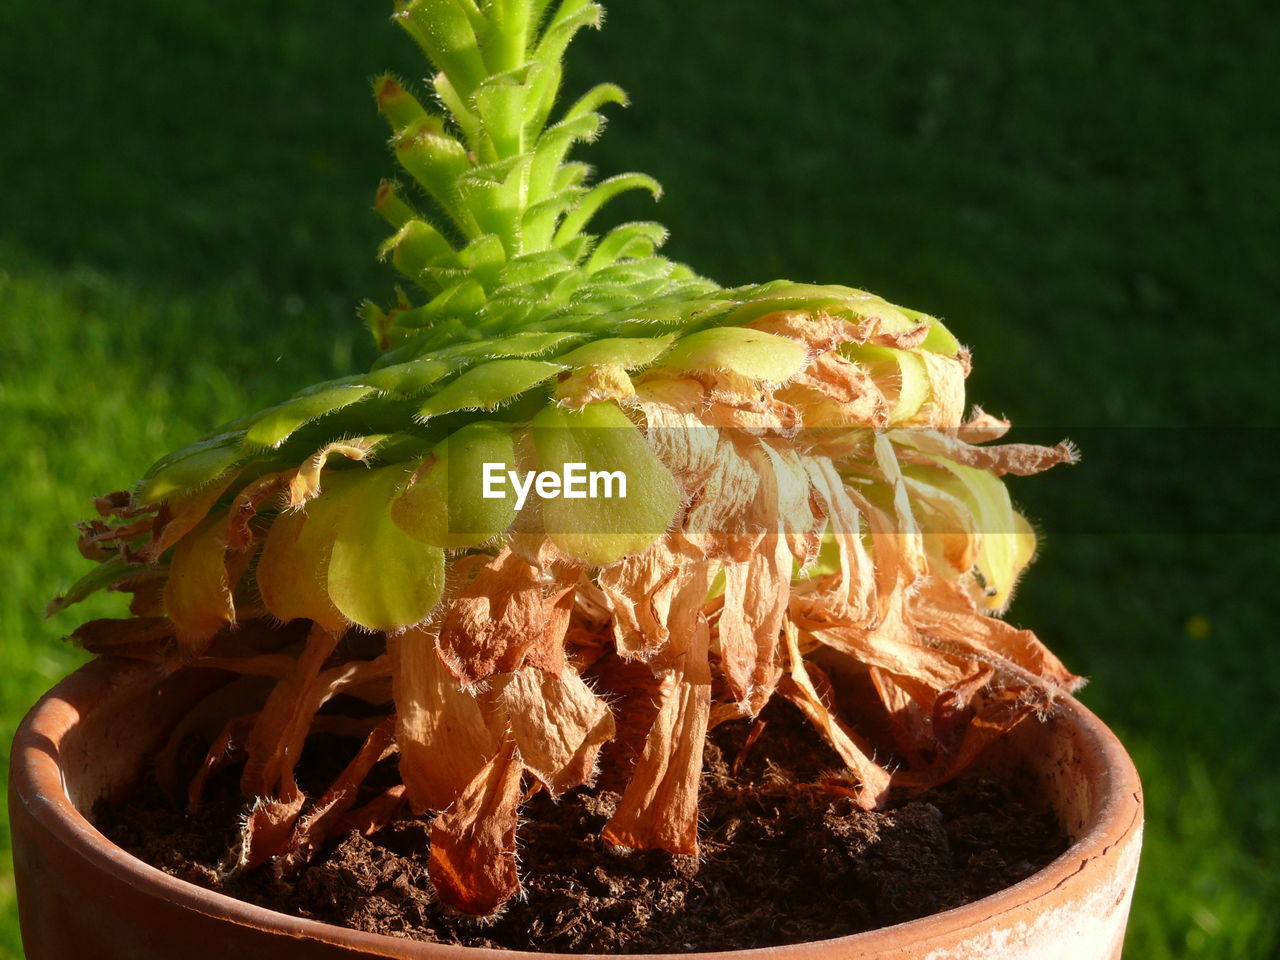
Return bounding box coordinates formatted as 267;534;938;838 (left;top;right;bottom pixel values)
96;701;1067;953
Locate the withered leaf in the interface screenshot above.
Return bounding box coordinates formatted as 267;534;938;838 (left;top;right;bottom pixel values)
437;549;576;686
779;622;891;810
163;509;235;654
602;563;713;855
393;626;500;812
499;666;616;795
717;535;792;709
241;624;343;799
428;739;524;915
283;716;397;872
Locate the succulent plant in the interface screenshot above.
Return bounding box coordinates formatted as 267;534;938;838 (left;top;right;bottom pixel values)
60;0;1079;916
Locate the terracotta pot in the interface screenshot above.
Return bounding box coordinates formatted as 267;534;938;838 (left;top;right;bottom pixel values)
10;657;1142;960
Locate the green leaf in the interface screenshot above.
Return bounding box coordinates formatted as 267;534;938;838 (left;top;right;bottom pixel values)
553;173;662;245
392;422;518;548
660;326;808;381
394;0;489;97
920;459;1033;612
851;345;930;423
417;358;562;419
327;465;446;631
587;222;668;270
137;432;245;503
48;553;133;617
245;386;376;449
257;473;356;632
532;401;679;564
557;335;672;368
373;75;436;133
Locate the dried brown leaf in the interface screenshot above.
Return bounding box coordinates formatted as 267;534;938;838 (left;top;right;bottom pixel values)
282;716;398;872
240;624;343;799
892;430;1079;477
597;533;705;659
717;535;792;709
437;549;577;686
499;666;615;795
428;739;524;915
393;626;501;812
602;561;713;854
779;622;891;809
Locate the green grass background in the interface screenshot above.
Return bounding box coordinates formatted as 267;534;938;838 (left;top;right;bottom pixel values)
2;1;1277;956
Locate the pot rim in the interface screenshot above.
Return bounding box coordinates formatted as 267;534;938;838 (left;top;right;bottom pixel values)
11;657;1143;960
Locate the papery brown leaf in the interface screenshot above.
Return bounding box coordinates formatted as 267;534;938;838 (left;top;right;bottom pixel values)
571;574;613;625
241;624;343;799
94;490;139;517
188;713;256;811
776;352;888;429
122;568;169;617
499;666;615;795
437;549;576;686
342;784;407;837
555;363;635;409
684;440;765;562
598;533;705;659
841;479;920;609
893;430;1079;478
133;469;243;564
763;444;816;540
912;577;1082;690
154;675;274;800
225;471;293;552
195;653;297;680
393;626;501;812
163;510;235;654
601;672;709;855
602;561;713;854
779;622;890;809
282;716;398;872
71;617;175;659
692;370;801;437
804;459;876;620
582;652;666;786
956;408;1011;444
77;516;152;561
868;323;929;350
717;535;792;709
803;584;987;693
748;310;875;352
632;377;718;493
428;739;524;915
235;793;306;871
873;433;927;584
915;353;966;429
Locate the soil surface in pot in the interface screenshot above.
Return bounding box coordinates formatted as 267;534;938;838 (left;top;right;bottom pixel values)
96;701;1066;953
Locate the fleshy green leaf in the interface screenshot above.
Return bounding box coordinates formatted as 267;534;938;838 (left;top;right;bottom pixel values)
660;326;807;381
327;465;446;631
245;386;376;449
417;358;562;420
392;422;518;548
137;432;245;503
557;335;672;368
532;401;680;564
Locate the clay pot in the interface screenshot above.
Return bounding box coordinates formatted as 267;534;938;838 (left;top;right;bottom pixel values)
10;657;1143;960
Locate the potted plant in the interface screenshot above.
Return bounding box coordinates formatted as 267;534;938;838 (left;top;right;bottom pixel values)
10;1;1142;958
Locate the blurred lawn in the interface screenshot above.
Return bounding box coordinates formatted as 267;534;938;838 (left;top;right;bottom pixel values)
2;1;1277;958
